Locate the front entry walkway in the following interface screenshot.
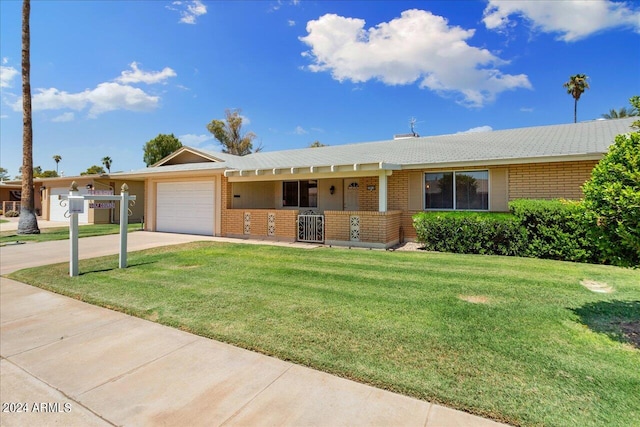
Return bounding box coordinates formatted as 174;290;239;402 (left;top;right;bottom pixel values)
0;232;508;426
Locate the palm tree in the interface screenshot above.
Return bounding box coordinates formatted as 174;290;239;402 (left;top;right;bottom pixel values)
601;97;640;119
17;0;39;234
563;74;590;123
102;156;112;173
53;154;61;173
601;107;631;119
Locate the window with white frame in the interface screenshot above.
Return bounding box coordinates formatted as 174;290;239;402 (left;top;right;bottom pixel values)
425;171;488;210
282;180;318;207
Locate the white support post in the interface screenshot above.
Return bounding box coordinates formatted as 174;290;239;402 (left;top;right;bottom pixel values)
119;184;129;269
69;182;80;277
70;211;79;277
378;172;388;213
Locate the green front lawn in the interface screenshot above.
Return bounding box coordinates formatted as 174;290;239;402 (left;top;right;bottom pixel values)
0;223;141;245
8;243;639;426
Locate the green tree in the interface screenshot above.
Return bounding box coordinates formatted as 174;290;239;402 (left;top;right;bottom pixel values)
206;109;260;156
18;0;39;234
16;166;45;179
52;154;61;173
629;96;640;129
80;165;106;175
143;133;182;166
102;156;112;173
582;131;640;267
309;141;326;148
563;74;590;123
0;167;9;181
39;170;58;178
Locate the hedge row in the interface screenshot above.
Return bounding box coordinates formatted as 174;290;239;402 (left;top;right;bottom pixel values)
413;199;600;263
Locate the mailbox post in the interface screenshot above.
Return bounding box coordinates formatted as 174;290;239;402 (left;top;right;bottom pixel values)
67;182;83;277
119;184;130;269
61;181;136;277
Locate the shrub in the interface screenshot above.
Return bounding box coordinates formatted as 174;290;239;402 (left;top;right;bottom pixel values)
583;131;640;267
509;199;597;263
4;210;19;217
413;212;527;256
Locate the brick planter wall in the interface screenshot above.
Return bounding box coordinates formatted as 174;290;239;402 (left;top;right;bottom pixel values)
325;210;402;248
224;209;298;241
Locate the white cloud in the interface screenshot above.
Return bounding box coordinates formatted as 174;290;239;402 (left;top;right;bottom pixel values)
168;0;207;24
520;107;534;112
52;112;75;122
293;125;308;135
0;65;18;88
288;20;296;27
85;83;160;117
483;0;640;42
457;125;493;134
0;114;8;119
116;62;177;85
300;10;531;108
179;133;212;146
5;62;175;117
10;83;160;118
2;57;7;65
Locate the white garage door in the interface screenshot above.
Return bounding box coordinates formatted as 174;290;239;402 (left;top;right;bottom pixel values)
49;187;90;224
156;181;214;235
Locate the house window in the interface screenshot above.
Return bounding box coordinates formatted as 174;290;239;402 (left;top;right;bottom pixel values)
283;180;318;207
283;181;298;206
425;171;488;210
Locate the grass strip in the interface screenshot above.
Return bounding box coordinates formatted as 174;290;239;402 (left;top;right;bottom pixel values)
1;223;141;245
8;242;640;426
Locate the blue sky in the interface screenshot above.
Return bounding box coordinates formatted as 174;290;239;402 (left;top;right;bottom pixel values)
1;0;639;176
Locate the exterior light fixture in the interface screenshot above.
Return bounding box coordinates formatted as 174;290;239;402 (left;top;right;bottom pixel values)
329;185;335;195
367;185;376;191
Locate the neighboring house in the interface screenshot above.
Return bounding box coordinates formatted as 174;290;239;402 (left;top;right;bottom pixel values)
3;176;145;225
114;117;635;248
0;182;24;214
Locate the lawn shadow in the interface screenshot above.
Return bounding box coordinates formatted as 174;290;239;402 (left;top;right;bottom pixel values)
571;300;640;349
79;260;157;275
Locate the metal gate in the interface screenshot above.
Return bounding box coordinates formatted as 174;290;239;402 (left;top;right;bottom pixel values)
297;214;324;243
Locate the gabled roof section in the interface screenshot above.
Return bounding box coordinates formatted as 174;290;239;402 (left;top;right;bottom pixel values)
153;146;236;167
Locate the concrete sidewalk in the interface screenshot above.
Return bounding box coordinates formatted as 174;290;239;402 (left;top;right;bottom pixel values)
1;232;508;426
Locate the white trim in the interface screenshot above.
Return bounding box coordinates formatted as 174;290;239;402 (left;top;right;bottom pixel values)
224;162;401;179
378;173;387;213
152;146;224;167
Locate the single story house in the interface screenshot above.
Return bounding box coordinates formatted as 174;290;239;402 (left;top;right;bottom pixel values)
112;117;634;248
0;181;24;214
2;176;144;225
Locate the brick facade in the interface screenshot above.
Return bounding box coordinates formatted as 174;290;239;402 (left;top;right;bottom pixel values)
219;160;598;244
325;210;402;248
507;160;597;200
223;208;299;241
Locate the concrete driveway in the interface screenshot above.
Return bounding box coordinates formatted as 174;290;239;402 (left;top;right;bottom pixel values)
0;231;508;426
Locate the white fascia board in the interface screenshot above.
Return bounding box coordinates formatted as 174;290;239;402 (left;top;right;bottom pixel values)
227;169;389;182
224;162;400;179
